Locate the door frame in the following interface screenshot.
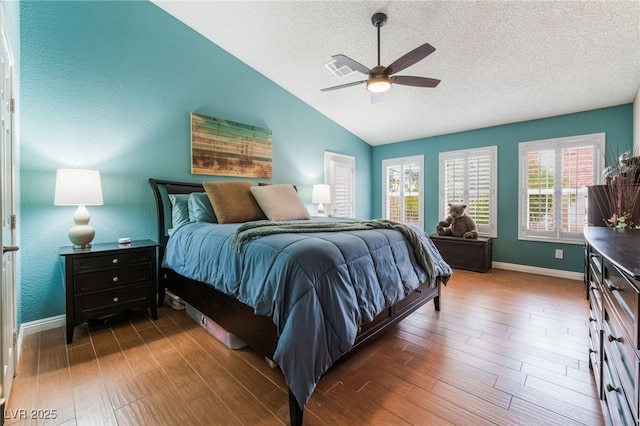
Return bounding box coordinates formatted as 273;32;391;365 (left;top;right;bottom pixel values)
0;1;17;412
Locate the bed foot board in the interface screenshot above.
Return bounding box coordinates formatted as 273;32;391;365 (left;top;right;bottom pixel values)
288;388;303;426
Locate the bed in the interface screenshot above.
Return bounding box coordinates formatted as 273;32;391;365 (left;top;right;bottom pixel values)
148;178;452;425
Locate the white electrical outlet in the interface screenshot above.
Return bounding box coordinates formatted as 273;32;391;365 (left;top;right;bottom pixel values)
555;249;563;259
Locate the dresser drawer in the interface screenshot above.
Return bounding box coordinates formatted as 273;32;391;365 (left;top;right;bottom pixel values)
73;249;154;273
75;285;151;320
589;281;604;325
74;265;153;293
603;259;639;348
602;345;636;426
589;251;603;282
603;302;638;418
589;319;603;398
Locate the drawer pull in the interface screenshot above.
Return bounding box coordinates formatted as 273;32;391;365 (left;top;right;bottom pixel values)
608;334;622;343
112;258;118;264
607;284;622;292
606;384;620;393
112;276;119;283
113;297;119;303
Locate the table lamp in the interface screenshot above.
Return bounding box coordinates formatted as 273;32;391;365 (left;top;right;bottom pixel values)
54;169;103;248
312;184;331;216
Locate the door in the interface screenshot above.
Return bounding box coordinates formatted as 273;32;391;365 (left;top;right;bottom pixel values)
0;5;16;411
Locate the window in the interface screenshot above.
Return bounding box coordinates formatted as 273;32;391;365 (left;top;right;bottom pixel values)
518;133;605;243
382;155;424;228
324;151;355;218
439;147;497;237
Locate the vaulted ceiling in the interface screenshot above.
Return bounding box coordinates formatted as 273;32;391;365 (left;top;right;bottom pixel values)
152;1;640;146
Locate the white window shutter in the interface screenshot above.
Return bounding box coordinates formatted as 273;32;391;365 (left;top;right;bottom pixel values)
439;147;497;237
518;133;604;243
382;156;424;228
325;152;355;218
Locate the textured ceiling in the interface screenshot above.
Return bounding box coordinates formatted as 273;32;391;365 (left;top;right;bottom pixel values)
152;1;640;146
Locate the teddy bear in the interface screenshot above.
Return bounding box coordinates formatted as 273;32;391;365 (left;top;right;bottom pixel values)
436;203;479;239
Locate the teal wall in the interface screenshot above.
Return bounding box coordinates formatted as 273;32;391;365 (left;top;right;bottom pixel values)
372;104;634;273
19;1;371;324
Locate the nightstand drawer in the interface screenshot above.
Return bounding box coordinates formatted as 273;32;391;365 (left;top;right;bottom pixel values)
75;285;151;319
74;265;153;293
73;249;153;273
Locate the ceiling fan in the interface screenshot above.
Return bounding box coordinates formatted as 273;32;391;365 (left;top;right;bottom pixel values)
321;12;440;103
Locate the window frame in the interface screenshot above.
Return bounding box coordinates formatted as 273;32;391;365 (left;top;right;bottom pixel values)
439;146;498;238
382;155;424;228
518;132;605;244
324;151;355;218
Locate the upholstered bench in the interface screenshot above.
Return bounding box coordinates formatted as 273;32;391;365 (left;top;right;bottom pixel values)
429;234;492;272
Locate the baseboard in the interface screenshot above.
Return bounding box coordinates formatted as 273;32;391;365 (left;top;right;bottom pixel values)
492;261;584;281
17;314;65;363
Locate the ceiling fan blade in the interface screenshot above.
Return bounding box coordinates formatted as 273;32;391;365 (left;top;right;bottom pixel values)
392;75;441;88
370;92;384;104
384;43;436;75
332;54;370;75
320;80;367;92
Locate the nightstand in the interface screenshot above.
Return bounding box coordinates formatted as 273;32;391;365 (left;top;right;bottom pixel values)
60;239;159;343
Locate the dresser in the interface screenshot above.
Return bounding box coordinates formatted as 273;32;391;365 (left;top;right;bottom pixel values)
585;227;640;425
60;240;159;343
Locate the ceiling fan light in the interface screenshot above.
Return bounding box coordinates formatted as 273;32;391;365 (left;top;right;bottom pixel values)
366;77;391;93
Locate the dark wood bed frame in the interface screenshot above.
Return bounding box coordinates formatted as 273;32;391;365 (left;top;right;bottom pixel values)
148;178;444;425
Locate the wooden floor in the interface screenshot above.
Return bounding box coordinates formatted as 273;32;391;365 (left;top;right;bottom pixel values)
6;269;604;425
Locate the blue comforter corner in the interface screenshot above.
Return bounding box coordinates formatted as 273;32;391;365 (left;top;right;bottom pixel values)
162;219;451;408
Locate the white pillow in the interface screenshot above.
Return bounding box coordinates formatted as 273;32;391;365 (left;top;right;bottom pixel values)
249;184;310;221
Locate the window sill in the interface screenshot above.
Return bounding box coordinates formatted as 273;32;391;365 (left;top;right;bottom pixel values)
518;235;585;245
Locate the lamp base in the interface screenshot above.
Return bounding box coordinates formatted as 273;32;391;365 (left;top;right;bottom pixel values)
316;203;326;216
69;224;95;248
68;205;96;248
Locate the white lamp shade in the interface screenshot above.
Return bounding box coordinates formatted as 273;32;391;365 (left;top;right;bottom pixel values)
54;169;104;206
312;184;331;204
366;76;392;93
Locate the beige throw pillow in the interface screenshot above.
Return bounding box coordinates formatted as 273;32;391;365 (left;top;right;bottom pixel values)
249;184;310;221
203;181;267;224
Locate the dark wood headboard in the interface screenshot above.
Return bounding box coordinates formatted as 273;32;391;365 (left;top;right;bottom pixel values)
148;178;204;257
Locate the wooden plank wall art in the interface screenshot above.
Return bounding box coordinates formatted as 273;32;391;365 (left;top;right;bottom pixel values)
191;113;272;178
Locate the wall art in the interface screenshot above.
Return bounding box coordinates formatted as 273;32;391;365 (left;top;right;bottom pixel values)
191;113;272;178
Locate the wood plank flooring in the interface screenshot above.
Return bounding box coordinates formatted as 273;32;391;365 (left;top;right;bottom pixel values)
5;269;604;425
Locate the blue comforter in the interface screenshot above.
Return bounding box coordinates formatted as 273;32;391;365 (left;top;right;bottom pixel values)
162;219;451;408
